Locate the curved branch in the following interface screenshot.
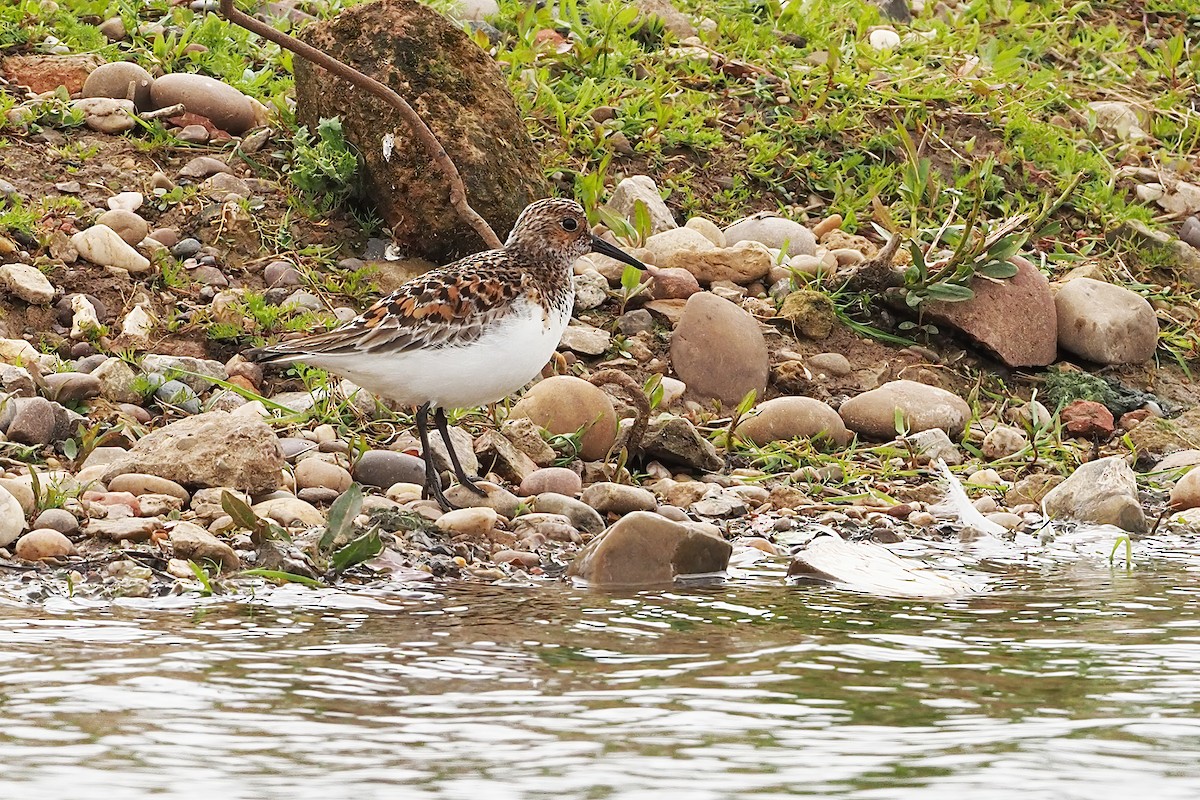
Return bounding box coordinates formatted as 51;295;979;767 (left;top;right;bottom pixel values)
217;0;502;249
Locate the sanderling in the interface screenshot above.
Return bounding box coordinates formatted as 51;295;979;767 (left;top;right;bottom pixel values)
245;197;646;509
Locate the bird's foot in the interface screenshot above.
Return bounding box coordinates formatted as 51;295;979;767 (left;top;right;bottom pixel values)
459;475;488;497
423;475;455;512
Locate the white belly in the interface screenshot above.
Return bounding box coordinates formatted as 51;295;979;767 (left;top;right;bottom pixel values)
302;297;572;409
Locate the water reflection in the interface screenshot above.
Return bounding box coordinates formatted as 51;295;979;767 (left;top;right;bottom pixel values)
4;555;1200;798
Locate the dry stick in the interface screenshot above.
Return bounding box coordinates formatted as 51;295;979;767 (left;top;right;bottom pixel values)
216;0;502;250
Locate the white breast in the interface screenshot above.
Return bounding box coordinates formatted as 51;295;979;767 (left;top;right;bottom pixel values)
302;296;573;409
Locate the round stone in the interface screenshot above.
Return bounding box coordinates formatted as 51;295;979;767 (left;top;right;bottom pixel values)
15;529;76;561
737;397;850;447
150;73;256;134
294;457;353;493
95;209;148;247
519;467;582;497
82;61;154;110
509;376;618;461
32;508;80;535
353;450;427;488
435;507;498;537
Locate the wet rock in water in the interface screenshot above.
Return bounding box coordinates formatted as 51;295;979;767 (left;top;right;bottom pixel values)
33;508;79;535
518;467;582;497
42;372;101;404
1171;469;1200;511
294;0;548;261
150;73;257;134
0;263;54;304
566;511;732;586
788;534;973;599
640;415;723;471
294;458;353;493
436;507;498;537
901;428;961;465
72;224;150;272
1043;456;1147;533
670;292;769;405
0;484;24;547
509;376;618;461
581;482;658;515
102;409;284;494
15;529;76;561
82;61;154;110
723;213;816;257
473;430;537;484
737;397;850;447
532;492;605;533
71;97;138;134
922;255;1058;368
981;425;1028;459
604;175;676;234
169;521;239;571
353;450;427;488
839;380;971;440
95;209;149;247
1062;400;1115;439
1055;278;1158;364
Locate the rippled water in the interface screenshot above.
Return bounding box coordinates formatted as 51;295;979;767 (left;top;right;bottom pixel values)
5;542;1200;799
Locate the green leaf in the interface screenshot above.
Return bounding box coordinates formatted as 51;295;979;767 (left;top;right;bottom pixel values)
331;529;384;574
923;282;976;302
632;198;652;243
620;263;641;293
907;241;927;282
735;389;758;418
985;234;1026;264
221;490;261;532
893;407;908;436
977;260;1019;279
188;560;213;596
240;568;324;588
320;483;363;552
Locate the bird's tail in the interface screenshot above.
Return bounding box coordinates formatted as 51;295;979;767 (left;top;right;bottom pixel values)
241;343;305;364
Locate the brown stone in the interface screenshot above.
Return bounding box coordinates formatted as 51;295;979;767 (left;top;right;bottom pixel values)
473;429;539;485
509;376;618;461
670;292;769;405
1062;400;1115;439
2;54;104;94
293;0;549;262
737;397;850;446
566;511;732;586
922;255;1057;367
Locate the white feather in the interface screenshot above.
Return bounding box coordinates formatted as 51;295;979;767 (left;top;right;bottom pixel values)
931;459;1007;536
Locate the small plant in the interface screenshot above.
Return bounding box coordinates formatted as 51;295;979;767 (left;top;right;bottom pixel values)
288;116;360;213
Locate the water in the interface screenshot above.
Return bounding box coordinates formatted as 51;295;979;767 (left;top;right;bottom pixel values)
5;545;1200;799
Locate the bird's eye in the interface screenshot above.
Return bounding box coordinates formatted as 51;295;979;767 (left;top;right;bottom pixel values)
561;217;579;232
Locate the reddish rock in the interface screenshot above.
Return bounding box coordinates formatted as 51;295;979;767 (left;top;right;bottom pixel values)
923;255;1057;367
1119;409;1153;430
1062;400;1115;439
2;54;104;94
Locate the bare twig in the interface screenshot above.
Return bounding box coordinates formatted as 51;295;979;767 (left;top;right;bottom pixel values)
217;0;502;249
139;103;185;120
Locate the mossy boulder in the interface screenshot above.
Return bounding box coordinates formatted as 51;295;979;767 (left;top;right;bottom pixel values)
294;0;549;261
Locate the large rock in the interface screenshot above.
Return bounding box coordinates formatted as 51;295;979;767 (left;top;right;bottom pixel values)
1042;456;1147;533
670;292;769;405
737;397;850;446
509;376;618;461
0;262;55;304
566;511;731;586
838;380;971;440
923;255;1058;367
169;521;239;571
293;0;549;261
1;54;104;94
1055;278;1158;364
82;61;154;111
101;409;284;494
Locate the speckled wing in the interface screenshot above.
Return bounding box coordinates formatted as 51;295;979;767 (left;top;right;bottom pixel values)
245;255;527;361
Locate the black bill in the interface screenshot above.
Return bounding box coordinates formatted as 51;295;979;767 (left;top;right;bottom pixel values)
591;235;646;269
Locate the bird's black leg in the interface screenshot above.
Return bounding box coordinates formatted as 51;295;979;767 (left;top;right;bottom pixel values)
434;408;487;496
416;402;453;511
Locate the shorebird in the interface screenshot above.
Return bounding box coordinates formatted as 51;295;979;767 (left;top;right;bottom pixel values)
244;198;646;510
